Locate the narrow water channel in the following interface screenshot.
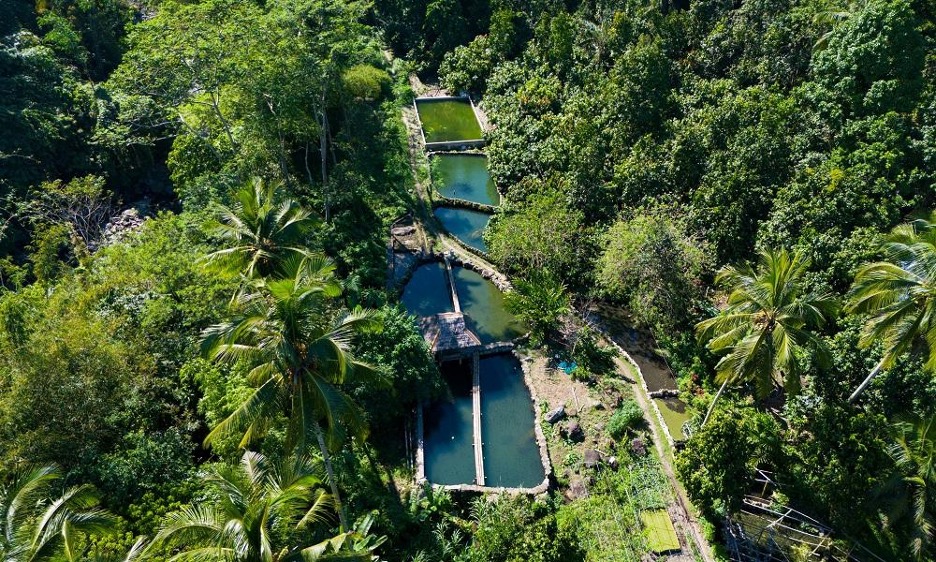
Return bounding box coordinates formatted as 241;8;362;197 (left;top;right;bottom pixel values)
423;360;476;485
653;397;689;441
433;207;491;253
480;354;545;488
432;154;499;206
452;267;524;344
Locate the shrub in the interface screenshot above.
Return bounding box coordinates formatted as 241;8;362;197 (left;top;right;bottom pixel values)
607;400;644;439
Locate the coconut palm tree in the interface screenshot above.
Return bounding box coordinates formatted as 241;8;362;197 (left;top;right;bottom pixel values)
201;255;380;530
874;416;936;561
205;178;320;279
0;464;114;562
695;248;837;425
153;451;384;562
846;216;936;402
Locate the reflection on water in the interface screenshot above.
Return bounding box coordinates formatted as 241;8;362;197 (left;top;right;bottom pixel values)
434;207;491;253
424;360;476;485
452;267;524;344
401;262;454;318
433;154;499;206
480;354;544;487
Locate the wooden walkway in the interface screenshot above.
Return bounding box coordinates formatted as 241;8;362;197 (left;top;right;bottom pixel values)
471;351;484;485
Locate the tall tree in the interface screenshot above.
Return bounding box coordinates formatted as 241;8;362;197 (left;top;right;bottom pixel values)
696;248;837;425
153;451;383;561
0;464;114;562
205;179;319;279
201;256;380;530
875;416;936;561
847;216;936;402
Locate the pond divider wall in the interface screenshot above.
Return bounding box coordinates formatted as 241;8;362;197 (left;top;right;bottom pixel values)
471;352;485;486
426;140;486;151
443;256;462;313
432;197;497;214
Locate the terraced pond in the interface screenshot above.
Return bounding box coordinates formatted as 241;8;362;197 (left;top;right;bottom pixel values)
403;263;541;488
415;98;483;144
433;207;491;253
432;153;499;206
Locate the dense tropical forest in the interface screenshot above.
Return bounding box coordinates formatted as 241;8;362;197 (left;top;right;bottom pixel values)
0;0;934;560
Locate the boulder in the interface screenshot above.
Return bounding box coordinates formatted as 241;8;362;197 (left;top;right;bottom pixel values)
589;399;606;411
583;449;602;469
567;476;588;500
563;421;584;442
544;405;566;424
607;456;620;470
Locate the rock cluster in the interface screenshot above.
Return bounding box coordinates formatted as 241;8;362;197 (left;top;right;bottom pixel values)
100;206;148;248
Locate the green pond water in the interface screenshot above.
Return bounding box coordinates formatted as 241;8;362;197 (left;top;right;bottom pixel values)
433;154;499;206
424;361;476;485
416;99;483;143
401;262;454;318
434;207;491;253
480;354;545;487
452;267;524;345
654;397;691;441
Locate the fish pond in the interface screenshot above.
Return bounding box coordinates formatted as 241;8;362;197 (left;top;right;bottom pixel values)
415;98;483;144
432;154;499;206
479;354;544;487
403;262;543;488
434;207;491;254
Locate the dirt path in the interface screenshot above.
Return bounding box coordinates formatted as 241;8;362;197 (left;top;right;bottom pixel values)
616;354;715;562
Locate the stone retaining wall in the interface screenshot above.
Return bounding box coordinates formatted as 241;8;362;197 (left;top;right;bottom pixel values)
425;139;485;151
432;196;497;214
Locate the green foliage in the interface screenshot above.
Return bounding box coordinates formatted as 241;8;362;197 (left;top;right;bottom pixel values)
783;398;891;536
503;270;570;347
570;326;618;377
810;0;925;119
598;206;711;333
846;214;936;400
696;249;837;402
486;182;591;285
28;222;73;283
0;464;115;562
0;213;232;505
465;495;583;562
342;64;391;101
874;416;936;560
607;400;644;440
153;451;385;561
204;178;320;278
351;306;443;432
677;407;762;520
